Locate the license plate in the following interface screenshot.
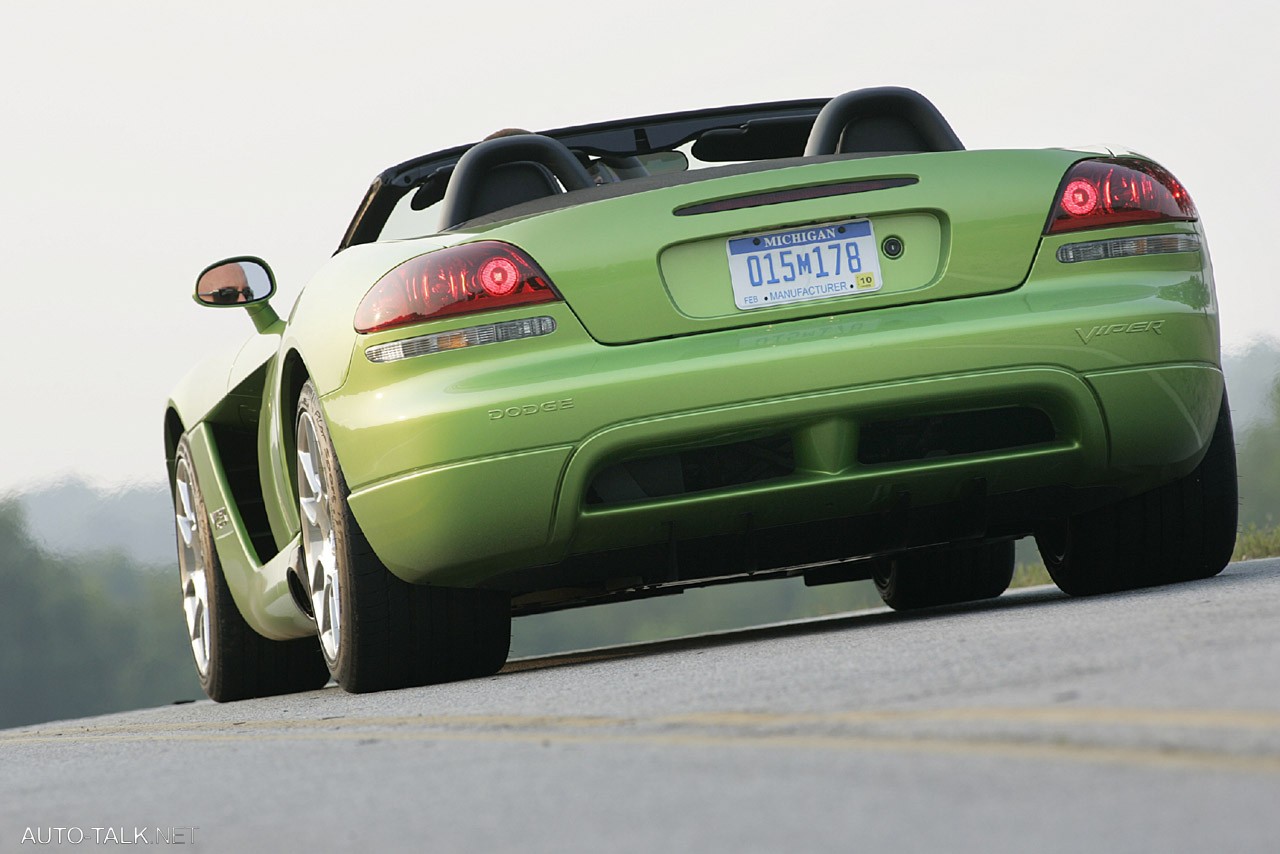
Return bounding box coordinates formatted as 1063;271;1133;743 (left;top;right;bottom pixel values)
726;219;883;310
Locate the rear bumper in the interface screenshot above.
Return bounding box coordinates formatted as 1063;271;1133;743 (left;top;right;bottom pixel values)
351;362;1222;585
333;292;1221;589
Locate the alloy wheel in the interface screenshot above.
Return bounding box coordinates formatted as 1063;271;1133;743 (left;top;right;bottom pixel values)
297;410;342;662
174;457;211;676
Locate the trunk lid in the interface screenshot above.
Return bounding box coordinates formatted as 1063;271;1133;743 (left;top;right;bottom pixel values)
474;149;1082;344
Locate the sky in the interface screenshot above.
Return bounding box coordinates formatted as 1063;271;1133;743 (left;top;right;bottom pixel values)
1;0;1277;494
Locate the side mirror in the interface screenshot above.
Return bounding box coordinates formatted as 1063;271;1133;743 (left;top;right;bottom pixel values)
194;257;276;307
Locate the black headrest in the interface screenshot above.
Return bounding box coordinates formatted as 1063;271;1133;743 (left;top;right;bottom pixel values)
439;134;594;229
468;162;561;221
804;87;963;156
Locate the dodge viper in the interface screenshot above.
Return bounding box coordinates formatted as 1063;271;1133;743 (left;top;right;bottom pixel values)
166;87;1237;700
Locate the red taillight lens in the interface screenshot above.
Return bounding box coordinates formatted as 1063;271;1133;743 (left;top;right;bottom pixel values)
1046;158;1197;235
1060;179;1099;217
478;256;520;296
354;241;559;334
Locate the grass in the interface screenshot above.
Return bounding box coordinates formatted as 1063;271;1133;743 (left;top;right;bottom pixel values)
1233;524;1280;562
1010;559;1052;589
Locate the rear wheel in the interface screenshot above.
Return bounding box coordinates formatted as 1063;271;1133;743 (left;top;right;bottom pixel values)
172;439;330;701
875;540;1015;611
296;381;512;693
1036;392;1238;596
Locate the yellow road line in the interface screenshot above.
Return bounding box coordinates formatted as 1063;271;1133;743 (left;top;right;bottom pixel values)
3;726;1279;776
4;705;1280;777
657;707;1280;730
8;705;1278;740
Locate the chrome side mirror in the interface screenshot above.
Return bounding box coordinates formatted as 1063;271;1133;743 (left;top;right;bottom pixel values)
195;257;276;307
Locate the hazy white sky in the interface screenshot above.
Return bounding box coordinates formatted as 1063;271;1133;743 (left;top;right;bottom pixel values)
1;0;1276;493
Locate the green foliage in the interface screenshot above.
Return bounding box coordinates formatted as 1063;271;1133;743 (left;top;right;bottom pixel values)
19;479;174;565
1010;559;1052;589
1236;373;1280;530
1232;524;1280;562
1223;339;1280;434
0;500;200;730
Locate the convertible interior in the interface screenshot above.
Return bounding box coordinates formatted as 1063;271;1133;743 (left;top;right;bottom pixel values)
342;87;965;246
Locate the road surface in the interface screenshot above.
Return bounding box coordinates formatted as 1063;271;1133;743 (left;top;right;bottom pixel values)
3;559;1279;852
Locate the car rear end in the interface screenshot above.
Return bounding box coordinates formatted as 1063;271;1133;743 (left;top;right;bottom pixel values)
324;146;1222;608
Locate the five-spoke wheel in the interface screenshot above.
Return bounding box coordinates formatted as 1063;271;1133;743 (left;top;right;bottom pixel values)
297;409;343;663
173;455;211;678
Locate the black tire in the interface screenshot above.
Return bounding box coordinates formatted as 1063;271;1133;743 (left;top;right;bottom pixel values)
875;540;1015;611
296;381;511;693
172;438;330;702
1035;391;1238;596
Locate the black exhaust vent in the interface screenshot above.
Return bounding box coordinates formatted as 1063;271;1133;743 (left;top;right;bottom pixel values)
858;406;1054;465
587;435;795;506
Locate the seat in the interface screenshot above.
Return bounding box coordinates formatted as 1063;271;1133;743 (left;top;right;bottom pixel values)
438;134;595;229
804;87;964;156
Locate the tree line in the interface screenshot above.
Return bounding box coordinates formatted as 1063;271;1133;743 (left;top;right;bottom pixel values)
0;502;200;729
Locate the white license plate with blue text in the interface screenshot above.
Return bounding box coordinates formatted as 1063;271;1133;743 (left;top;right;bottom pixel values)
726;219;883;310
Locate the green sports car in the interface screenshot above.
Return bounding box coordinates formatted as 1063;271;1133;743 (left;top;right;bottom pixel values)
166;87;1237;701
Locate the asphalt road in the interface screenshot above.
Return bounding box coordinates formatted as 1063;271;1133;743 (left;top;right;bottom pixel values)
4;559;1279;853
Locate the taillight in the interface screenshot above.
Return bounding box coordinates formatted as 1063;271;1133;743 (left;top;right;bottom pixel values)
1046;158;1197;235
354;241;559;334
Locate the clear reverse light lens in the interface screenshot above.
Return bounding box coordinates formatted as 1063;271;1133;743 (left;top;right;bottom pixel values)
1056;233;1200;264
365;316;557;363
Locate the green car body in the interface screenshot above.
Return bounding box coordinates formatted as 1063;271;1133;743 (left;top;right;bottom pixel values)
166;89;1234;698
